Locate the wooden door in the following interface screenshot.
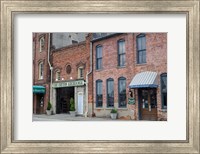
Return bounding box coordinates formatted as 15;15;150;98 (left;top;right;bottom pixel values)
139;89;157;121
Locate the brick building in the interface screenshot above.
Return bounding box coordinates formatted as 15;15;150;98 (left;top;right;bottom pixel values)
33;33;167;121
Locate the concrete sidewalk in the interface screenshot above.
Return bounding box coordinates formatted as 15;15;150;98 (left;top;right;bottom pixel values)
33;114;120;121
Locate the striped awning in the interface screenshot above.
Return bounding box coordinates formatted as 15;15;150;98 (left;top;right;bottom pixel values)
129;71;158;88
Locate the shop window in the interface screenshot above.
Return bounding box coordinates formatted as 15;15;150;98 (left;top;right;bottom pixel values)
38;62;44;80
39;36;45;52
137;34;146;64
107;78;114;107
118;40;126;66
78;67;84;78
118;77;126;107
96;80;103;107
56;71;60;81
96;45;102;70
161;73;167;109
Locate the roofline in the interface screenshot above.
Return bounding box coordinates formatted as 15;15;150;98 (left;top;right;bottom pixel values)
91;33;124;42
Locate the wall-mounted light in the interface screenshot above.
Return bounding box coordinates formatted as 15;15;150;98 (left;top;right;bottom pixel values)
70;77;73;80
62;78;64;80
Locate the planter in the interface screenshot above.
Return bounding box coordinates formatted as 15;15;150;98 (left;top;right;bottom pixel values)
110;113;117;120
46;110;52;115
70;111;76;117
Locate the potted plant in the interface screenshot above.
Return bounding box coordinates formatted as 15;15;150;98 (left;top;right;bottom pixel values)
46;101;52;115
110;108;118;120
69;98;76;116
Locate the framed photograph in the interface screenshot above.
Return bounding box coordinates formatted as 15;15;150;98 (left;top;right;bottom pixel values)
1;0;199;153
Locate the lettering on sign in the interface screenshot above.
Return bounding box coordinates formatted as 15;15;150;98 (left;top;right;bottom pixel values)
52;80;85;88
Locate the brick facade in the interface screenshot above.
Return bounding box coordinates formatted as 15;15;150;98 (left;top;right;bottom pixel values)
33;33;167;120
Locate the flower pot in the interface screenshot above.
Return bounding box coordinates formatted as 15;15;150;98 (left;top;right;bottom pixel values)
70;111;76;117
46;110;52;115
110;113;117;120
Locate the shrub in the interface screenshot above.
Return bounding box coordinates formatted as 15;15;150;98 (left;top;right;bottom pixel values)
70;98;75;111
47;101;52;110
111;108;117;113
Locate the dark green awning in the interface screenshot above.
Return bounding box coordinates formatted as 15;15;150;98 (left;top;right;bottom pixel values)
33;85;45;94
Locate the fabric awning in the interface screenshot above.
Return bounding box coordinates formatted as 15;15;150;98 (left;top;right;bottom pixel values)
33;85;45;94
129;71;158;88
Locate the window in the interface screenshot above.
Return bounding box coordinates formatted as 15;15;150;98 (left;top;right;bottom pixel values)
137;34;146;64
39;37;45;52
38;62;44;80
118;77;126;107
96;80;103;107
107;78;114;107
78;67;84;78
96;45;102;70
161;73;167;109
56;71;60;81
118;40;126;66
66;65;72;74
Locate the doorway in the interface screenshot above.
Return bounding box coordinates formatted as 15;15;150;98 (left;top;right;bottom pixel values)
77;92;84;115
138;88;157;120
36;94;44;114
56;87;74;114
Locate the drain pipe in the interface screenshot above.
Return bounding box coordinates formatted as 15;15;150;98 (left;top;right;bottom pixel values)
48;33;53;113
85;41;93;117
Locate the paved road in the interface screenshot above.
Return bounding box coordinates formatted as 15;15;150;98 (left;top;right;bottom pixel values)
33;114;118;121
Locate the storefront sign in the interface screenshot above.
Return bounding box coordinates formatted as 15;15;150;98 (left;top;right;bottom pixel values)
128;98;135;105
52;80;85;88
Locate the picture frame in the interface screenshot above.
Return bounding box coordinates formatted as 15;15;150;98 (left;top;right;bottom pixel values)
0;0;199;153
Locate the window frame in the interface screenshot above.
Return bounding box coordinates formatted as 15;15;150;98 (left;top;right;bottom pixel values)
96;45;103;70
78;67;84;79
160;73;167;109
136;33;146;64
106;78;114;108
118;77;127;108
118;39;126;67
39;36;45;52
55;70;61;81
96;80;103;108
38;61;44;80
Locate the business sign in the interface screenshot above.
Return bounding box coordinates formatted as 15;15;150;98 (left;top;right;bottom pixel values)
128;98;135;105
52;80;85;88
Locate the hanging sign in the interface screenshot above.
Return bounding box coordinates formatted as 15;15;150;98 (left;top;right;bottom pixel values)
128;98;135;105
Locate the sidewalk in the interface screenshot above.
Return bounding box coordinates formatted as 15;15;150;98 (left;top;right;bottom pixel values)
33;114;119;121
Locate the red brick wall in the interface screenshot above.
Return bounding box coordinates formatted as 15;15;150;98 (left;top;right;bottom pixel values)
52;41;90;82
33;33;50;114
92;34;135;112
92;33;167;120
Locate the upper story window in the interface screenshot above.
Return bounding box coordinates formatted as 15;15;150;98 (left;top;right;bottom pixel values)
118;40;126;66
136;34;146;64
107;78;114;107
66;65;72;74
96;45;102;70
118;77;126;108
55;70;60;81
39;36;45;52
38;61;44;80
161;73;167;109
78;67;84;78
96;80;103;107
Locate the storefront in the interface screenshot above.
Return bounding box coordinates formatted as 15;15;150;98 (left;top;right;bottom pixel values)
33;85;46;114
52;80;86;115
129;71;158;121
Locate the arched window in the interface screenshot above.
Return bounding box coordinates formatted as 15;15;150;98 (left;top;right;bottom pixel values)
118;40;126;66
161;73;167;109
107;78;114;107
38;62;44;80
96;45;102;70
39;37;45;52
118;77;126;108
96;80;103;107
78;66;84;78
136;33;146;64
55;70;60;81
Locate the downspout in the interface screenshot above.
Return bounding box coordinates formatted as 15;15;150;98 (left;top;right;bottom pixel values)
48;33;53;113
85;41;93;117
